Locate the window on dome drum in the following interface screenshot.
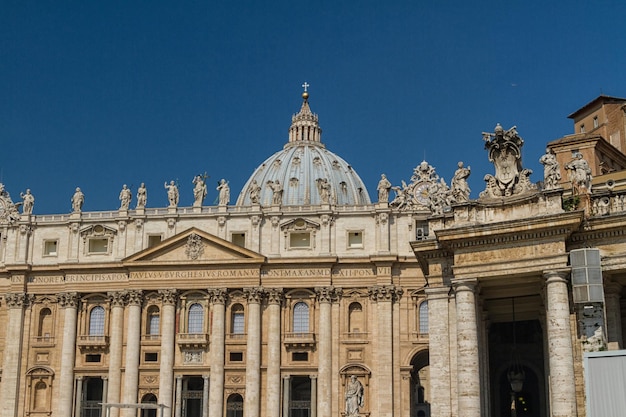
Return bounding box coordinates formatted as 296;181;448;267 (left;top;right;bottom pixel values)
293;302;310;333
419;301;429;335
147;306;160;336
187;304;204;334
88;238;108;254
43;240;58;256
231;233;246;247
290;232;311;249
231;304;245;335
348;231;363;248
148;235;162;248
89;306;105;336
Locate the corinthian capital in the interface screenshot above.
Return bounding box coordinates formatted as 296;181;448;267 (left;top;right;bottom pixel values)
126;290;144;306
208;288;228;305
315;286;341;303
369;285;403;302
108;291;127;307
57;292;79;308
244;287;264;304
159;289;179;305
5;292;29;308
266;288;284;305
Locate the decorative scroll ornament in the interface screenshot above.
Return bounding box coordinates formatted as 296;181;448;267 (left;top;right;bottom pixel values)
185;233;205;260
480;124;537;198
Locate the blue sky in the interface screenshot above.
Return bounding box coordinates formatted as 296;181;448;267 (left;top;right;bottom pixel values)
2;1;626;214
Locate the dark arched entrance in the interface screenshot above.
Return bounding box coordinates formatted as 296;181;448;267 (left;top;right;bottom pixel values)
489;319;546;417
410;349;430;417
141;393;158;417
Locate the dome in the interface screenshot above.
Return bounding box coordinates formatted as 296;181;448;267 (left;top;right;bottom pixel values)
236;91;371;206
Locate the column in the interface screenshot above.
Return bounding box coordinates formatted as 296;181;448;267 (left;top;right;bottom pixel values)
208;289;227;417
75;376;84;417
453;279;481;417
107;291;126;417
265;289;283;417
369;285;402;417
244;288;263;417
544;271;577;417
159;290;178;417
315;287;335;417
0;293;28;417
424;287;452;417
122;290;143;417
175;376;183;417
101;377;109;416
605;281;623;348
282;376;291;417
310;375;317;417
55;292;79;417
202;375;210;417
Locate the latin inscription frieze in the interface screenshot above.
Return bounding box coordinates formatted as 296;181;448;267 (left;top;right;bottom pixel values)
261;268;331;278
130;270;258;280
65;273;128;283
332;268;375;278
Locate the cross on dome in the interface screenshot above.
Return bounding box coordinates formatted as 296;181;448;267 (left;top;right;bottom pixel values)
302;81;310;92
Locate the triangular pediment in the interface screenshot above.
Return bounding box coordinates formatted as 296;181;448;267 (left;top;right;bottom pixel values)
123;227;265;265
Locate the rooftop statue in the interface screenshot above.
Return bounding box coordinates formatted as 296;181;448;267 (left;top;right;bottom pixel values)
377;174;392;203
165;181;179;208
136;183;147;209
20;189;35;215
565;152;592;195
0;183;21;224
539;148;562;191
71;187;85;212
451;161;471;203
192;175;207;207
217;179;230;206
480;124;536;198
119;184;132;210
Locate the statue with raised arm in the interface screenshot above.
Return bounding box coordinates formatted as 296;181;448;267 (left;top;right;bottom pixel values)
20;189;35;215
539;148;561;190
345;375;364;416
217;179;230;206
192;175;207;207
136;183;147;209
377;174;392;203
268;180;283;205
71;187;84;212
165;181;179;208
119;184;132;210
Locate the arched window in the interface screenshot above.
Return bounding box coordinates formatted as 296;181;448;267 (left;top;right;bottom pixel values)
293;302;309;333
89;306;105;336
141;393;158;417
33;381;47;410
147;306;160;336
226;393;244;417
348;302;363;333
419;301;429;335
187;304;204;334
38;308;53;337
231;304;245;334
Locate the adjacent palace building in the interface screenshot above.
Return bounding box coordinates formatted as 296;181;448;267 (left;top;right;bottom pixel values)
2;91;626;417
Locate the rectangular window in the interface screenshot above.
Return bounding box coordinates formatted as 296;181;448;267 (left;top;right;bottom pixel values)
85;354;101;363
148;235;162;248
292;352;308;361
415;222;429;240
231;233;246;247
43;240;58;256
290;232;311;248
88;238;108;254
229;352;243;362
232;312;245;334
580;124;585;133
144;352;159;362
593;116;599;128
348;231;363;248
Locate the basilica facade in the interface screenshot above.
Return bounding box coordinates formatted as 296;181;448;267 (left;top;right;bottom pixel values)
1;92;626;417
